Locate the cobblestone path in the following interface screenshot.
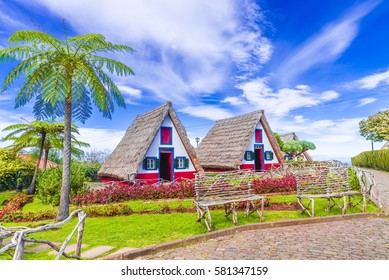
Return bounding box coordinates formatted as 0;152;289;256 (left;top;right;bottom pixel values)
135;217;389;260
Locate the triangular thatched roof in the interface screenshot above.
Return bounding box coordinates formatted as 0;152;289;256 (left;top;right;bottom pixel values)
280;132;313;161
196;110;285;170
98;102;203;180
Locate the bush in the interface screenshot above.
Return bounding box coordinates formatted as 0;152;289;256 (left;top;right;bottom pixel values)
351;150;389;171
0;148;34;191
37;161;90;206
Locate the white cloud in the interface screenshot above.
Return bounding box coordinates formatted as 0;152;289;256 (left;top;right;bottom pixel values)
30;0;272;106
294;115;308;123
77;128;125;152
117;85;142;104
277;0;380;85
179;105;233;121
221;96;246;106
269;116;371;159
357;97;377;107
223;78;339;117
355;69;389;89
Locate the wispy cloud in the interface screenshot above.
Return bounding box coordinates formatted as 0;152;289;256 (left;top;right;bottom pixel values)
30;0;272;112
277;0;381;86
223;78;339;116
179;105;233;121
354;69;389;89
357;97;377;107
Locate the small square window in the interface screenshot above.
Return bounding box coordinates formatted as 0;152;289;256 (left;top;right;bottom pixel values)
147;158;155;169
177;158;185;168
143;157;158;170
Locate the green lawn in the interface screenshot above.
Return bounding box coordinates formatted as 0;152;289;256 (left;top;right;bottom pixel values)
0;193;379;260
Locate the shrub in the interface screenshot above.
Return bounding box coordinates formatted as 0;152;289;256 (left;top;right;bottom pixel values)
0;148;34;191
37;161;89;206
351;150;389;171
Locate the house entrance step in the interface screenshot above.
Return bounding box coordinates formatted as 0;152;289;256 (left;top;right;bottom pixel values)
81;246;115;259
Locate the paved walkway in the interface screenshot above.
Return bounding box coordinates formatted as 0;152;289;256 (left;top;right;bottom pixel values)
361;168;389;211
130;168;389;260
135;217;389;260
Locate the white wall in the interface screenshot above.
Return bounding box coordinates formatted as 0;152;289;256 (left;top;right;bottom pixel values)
241;120;279;164
138;115;196;173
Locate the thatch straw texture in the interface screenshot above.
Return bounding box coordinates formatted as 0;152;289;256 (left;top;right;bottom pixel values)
98;102;202;180
196;110;284;170
280;132;313;161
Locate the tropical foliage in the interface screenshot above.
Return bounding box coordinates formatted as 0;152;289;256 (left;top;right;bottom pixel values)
36;161;93;206
281;140;316;159
359;110;389;143
0;148;34;191
0;30;135;220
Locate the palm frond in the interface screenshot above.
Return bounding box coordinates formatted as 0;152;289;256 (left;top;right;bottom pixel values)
8;30;63;52
89;55;135;77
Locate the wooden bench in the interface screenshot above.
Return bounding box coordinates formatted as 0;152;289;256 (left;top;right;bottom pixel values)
294;166;366;217
194;170;264;231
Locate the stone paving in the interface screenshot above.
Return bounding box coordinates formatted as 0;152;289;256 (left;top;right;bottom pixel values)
135;217;389;260
131;168;389;260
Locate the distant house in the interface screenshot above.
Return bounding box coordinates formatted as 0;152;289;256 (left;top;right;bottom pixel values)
17;154;58;169
98;102;203;183
196;110;285;171
382;142;389;150
280;132;313;161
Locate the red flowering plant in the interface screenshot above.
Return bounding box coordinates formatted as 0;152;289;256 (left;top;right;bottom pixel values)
71;179;195;205
0;193;31;221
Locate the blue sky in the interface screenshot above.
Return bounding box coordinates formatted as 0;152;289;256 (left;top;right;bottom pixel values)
1;0;389;162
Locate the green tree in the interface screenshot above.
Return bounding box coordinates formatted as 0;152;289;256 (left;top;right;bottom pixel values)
2;120;67;194
359;110;389;150
282;140;316;160
0;30;135;220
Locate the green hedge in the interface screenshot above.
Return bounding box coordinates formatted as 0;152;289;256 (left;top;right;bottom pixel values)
351;149;389;171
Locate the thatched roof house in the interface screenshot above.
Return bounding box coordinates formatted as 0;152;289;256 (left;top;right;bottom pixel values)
98;102;203;182
196;110;285;171
280;132;313;161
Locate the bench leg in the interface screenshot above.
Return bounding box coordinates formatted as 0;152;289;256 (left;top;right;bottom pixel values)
342;196;347;215
297;197;314;217
196;204;213;231
204;206;213;231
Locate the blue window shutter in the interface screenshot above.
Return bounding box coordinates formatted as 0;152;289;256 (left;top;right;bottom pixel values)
143;158;147;169
184;158;189;169
156;159;160;168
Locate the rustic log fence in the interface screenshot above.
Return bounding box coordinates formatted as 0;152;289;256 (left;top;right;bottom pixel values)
0;209;86;260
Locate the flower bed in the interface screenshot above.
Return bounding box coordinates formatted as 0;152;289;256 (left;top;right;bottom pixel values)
71;176;297;206
0;193;31;221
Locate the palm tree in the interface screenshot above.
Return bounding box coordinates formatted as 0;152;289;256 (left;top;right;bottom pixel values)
1;120;66;194
40;132;90;170
0;31;135;220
